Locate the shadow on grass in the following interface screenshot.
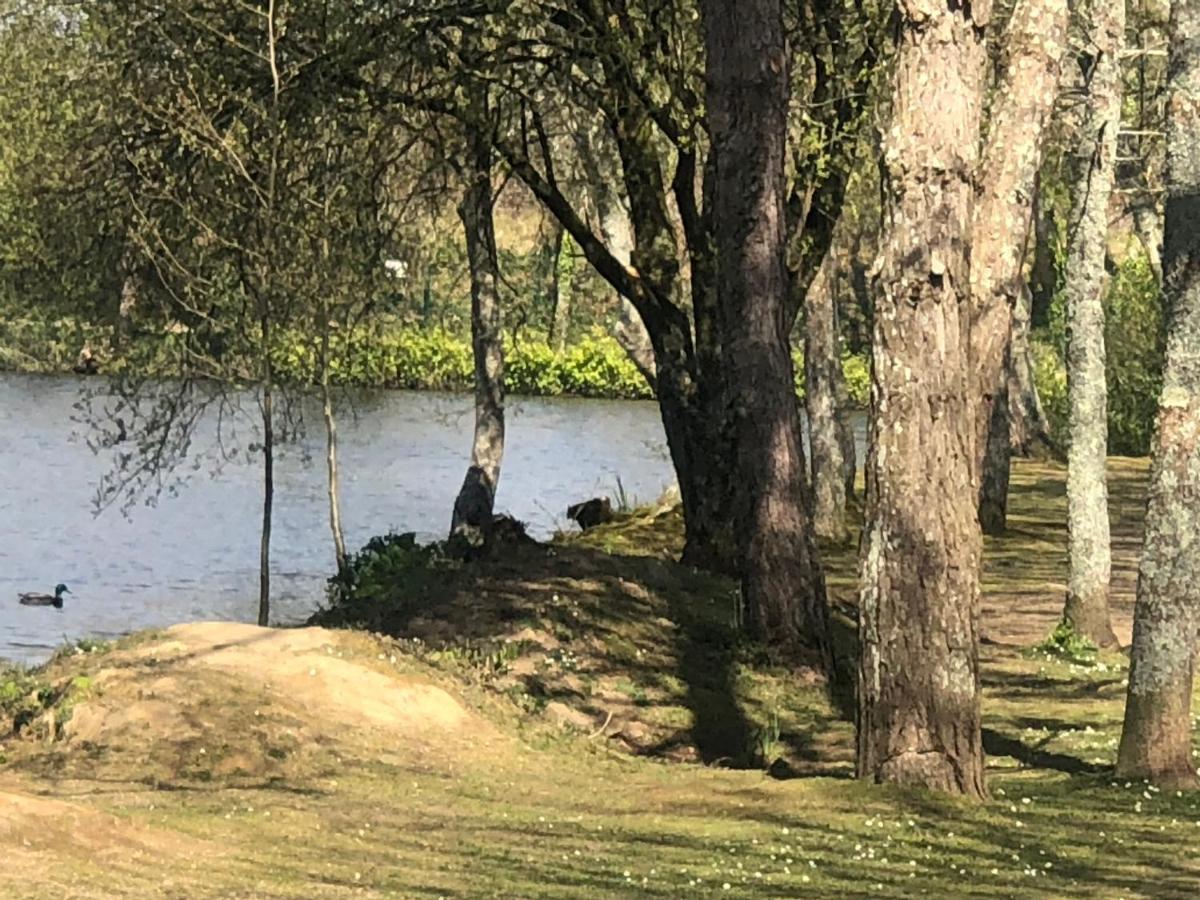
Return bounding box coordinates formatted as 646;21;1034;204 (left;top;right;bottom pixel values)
981;727;1106;775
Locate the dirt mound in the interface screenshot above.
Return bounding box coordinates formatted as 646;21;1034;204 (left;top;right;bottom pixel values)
8;623;492;787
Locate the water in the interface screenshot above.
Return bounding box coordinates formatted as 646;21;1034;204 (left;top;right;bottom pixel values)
0;374;676;665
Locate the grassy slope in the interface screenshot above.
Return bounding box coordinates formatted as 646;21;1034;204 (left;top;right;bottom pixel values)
2;459;1199;898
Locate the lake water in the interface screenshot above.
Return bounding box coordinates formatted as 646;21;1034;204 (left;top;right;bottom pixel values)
0;374;677;665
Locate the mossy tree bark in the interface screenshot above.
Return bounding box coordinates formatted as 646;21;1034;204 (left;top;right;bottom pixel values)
450;92;505;544
703;0;831;658
1062;0;1124;648
857;0;988;797
1116;0;1200;790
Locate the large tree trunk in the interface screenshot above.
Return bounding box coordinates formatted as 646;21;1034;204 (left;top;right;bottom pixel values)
971;0;1068;535
1116;0;1200;790
857;0;988;797
803;255;850;542
450;116;505;544
703;0;831;658
1061;0;1123;648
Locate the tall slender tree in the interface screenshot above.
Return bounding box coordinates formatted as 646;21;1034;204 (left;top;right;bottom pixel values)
450;81;505;545
857;0;989;797
1116;0;1200;789
1061;0;1125;647
702;0;831;655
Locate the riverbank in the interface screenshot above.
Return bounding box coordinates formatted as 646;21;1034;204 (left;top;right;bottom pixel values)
3;458;1198;898
0;318;872;405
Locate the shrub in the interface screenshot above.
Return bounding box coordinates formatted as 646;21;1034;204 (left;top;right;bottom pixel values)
1036;253;1164;456
320;532;459;629
559;332;653;399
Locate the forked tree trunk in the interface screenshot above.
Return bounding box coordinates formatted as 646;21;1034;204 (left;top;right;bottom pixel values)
857;0;988;797
804;255;849;542
971;0;1068;535
1116;0;1200;789
450;114;505;543
1062;0;1123;648
703;0;831;660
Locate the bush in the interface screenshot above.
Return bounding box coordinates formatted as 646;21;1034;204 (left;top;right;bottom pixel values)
320;532;458;629
559;332;653;399
791;347;871;409
1036;253;1164;455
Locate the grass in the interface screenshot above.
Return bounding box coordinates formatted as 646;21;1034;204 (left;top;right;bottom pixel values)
2;458;1199;898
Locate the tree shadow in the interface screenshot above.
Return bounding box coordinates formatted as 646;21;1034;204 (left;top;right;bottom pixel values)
981;727;1107;775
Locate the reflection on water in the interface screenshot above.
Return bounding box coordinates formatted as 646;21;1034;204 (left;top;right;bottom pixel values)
0;374;675;664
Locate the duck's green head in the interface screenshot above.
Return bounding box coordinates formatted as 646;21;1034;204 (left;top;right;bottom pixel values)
55;583;70;597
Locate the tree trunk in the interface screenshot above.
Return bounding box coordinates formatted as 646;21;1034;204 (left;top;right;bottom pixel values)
703;0;831;659
450;113;505;544
803;255;849;542
1062;0;1123;648
1132;199;1164;284
1116;0;1200;789
598;189;657;389
544;220;564;346
1009;283;1059;458
259;333;274;629
550;230;574;354
971;0;1068;535
320;301;347;577
573;117;658;387
857;0;988;797
1029;172;1057;329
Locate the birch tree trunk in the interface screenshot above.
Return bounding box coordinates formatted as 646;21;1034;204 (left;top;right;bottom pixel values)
1116;0;1200;789
1062;0;1124;647
450;106;505;545
804;254;850;542
857;0;988;797
971;0;1068;535
703;0;831;660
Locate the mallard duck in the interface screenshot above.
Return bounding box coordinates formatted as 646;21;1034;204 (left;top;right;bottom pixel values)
18;584;70;609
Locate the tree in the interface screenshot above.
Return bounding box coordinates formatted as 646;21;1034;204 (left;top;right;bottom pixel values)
703;0;831;654
805;251;852;543
83;0;396;622
1116;0;1200;789
857;0;989;796
377;1;882;591
450;80;506;545
971;0;1069;535
1061;0;1125;648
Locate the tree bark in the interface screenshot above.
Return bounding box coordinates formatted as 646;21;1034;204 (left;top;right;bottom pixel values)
971;0;1068;535
572;116;658;386
703;0;831;659
803;254;850;542
1116;0;1200;789
857;0;988;797
319;272;347;576
450;110;505;544
1009;282;1059;458
1062;0;1123;648
544;220;564;347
